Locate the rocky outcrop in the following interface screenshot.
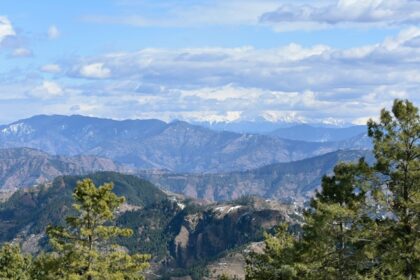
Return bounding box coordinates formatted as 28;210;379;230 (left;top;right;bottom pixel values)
170;202;286;268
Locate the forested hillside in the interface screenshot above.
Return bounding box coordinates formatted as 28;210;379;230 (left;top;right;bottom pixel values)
0;172;292;279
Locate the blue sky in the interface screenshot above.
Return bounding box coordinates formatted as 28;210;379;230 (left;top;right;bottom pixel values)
0;0;419;125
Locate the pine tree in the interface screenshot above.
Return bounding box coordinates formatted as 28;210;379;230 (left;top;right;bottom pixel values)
31;178;150;280
0;243;31;280
246;99;419;279
245;224;303;279
367;99;420;279
298;161;373;279
246;161;373;280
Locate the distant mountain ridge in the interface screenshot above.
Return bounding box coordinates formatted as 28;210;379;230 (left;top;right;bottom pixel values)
0;147;131;190
141;150;372;203
0;148;371;201
269;124;367;142
192;118;353;134
0;115;371;173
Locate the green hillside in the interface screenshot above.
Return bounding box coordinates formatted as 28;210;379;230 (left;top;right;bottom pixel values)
0;172;289;279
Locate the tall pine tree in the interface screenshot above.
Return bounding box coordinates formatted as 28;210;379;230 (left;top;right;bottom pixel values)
298;161;373;279
31;179;150;280
246;161;373;280
247;99;419;279
368;99;419;279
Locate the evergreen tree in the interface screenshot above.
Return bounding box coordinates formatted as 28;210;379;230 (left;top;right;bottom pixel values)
246;162;372;280
367;99;420;279
32;178;150;280
298;161;373;279
245;224;302;280
0;243;31;280
247;99;419;279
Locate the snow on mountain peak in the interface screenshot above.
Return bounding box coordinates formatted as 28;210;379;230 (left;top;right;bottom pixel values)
1;123;34;136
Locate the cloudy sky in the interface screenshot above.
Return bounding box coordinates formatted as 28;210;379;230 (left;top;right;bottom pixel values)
0;0;419;125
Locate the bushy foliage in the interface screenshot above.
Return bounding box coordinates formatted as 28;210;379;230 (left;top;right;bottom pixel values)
0;243;31;280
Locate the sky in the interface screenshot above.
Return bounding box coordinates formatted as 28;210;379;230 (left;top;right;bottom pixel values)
0;0;419;125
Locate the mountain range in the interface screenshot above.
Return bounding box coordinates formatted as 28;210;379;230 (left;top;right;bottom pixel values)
192;117;357;134
0;147;372;206
0;115;371;173
140;149;372;203
0;114;377;279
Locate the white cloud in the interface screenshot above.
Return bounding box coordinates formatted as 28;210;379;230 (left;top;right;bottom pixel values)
29;81;64;99
41;27;416;124
261;0;420;30
3;27;420;125
123;110;243;123
48;25;60;39
41;64;62;73
0;16;15;43
79;63;111;79
11;47;32;57
180;84;262;101
43;81;63;95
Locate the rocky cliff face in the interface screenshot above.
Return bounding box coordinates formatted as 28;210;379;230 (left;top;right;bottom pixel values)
170;203;285;268
0;147;131;189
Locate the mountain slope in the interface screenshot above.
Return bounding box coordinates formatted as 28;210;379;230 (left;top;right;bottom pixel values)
0;172;167;241
270;124;366;142
141;150;372;203
0;115;370;172
0;147;131;190
0;172;290;279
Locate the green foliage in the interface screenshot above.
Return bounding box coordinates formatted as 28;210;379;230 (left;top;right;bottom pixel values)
246;224;302;280
33;178;150;280
218;275;231;280
1;171;281;278
247;99;420;279
0;172;166;244
367;99;420;278
0;243;31;280
116;199;180;257
299;160;375;279
247;161;374;280
218;273;241;280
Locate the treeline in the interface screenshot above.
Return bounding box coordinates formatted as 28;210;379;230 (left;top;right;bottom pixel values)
246;99;419;279
0;179;150;280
